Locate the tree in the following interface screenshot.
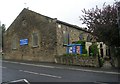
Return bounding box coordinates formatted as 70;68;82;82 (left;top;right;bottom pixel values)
80;1;120;47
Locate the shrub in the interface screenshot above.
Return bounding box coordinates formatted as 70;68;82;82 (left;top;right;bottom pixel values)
99;57;105;67
81;54;88;57
89;42;99;56
75;40;85;46
82;48;87;54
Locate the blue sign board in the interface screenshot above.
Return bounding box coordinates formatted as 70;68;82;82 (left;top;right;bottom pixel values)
20;39;28;46
72;46;76;54
66;44;82;54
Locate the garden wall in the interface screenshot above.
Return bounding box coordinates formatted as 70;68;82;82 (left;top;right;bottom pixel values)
55;56;99;67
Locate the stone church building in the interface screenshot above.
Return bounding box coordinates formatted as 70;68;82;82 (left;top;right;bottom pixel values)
3;8;96;62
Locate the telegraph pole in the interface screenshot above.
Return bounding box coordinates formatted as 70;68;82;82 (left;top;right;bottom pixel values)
117;2;120;46
116;2;120;68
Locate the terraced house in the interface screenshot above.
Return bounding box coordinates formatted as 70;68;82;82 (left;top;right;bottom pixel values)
3;8;97;62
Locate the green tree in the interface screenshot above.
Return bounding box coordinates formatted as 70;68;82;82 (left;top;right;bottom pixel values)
89;42;99;56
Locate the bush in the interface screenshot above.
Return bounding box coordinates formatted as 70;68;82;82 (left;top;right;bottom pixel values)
75;40;85;46
82;48;87;54
89;42;99;56
81;54;88;57
99;57;105;67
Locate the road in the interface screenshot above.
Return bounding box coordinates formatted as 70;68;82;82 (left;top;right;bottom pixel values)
2;60;120;83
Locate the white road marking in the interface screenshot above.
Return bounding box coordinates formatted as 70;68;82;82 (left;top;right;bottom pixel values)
2;67;7;69
4;60;55;68
23;70;39;75
0;66;7;69
94;81;109;84
39;73;62;78
19;69;62;79
19;62;55;68
7;79;30;84
19;70;23;72
4;61;19;64
68;68;120;75
3;60;120;75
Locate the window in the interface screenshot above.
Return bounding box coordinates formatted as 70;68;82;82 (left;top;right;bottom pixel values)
12;36;17;49
79;33;83;40
63;31;69;45
32;33;39;47
87;34;91;42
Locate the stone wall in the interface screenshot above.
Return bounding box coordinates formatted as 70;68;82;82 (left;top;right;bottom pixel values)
55;56;99;67
3;8;97;63
3;9;57;62
56;23;91;56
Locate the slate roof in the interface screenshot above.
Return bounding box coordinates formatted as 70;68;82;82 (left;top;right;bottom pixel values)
7;8;90;33
23;8;90;33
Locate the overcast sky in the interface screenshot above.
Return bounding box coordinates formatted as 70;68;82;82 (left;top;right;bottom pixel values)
0;0;115;29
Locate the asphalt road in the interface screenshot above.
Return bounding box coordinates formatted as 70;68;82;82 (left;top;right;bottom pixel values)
2;60;120;83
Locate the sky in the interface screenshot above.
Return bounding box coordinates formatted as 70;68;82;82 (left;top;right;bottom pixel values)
0;0;115;29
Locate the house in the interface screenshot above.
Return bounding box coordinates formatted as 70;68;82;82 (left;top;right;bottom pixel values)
3;8;97;62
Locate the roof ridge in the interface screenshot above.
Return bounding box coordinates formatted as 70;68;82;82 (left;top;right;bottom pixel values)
25;8;89;32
